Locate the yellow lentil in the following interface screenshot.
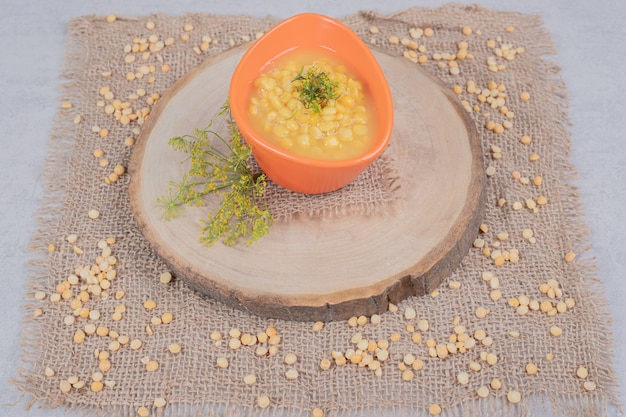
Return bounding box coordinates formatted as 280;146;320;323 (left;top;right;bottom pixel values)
507;390;522;403
244;373;257;385
73;329;85;344
526;363;538;375
550;326;563;337
89;380;103;393
285;368;299;380
161;312;173;324
576;366;589;379
257;395;271;408
519;135;532;144
449;281;461;290
583;381;597;391
216;357;229;368
137;406;149;417
429;403;442;415
84;323;97;335
475;306;490;319
486;353;498;365
491;378;502;390
159;271;172;284
404;307;417;320
401;369;414;381
268;335;281;345
228;338;242;350
240;333;256;346
477;386;490;398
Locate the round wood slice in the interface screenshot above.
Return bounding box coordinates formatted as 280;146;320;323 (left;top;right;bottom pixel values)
129;46;485;322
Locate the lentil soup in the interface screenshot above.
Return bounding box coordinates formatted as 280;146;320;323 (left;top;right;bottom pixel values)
247;52;377;161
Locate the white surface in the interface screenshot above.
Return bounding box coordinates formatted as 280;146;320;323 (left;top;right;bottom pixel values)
1;1;623;416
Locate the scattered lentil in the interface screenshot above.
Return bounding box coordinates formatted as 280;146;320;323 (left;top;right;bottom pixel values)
244;373;257;385
257;395;271;408
507;390;522;403
583;381;597;391
429;403;442;415
550;326;563;337
404;307;417;320
477;386;490;398
285;368;299;380
526;363;538;375
216;357;229;369
159;271;172;283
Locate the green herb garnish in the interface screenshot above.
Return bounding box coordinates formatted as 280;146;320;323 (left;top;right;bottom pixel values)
292;65;338;114
157;101;273;246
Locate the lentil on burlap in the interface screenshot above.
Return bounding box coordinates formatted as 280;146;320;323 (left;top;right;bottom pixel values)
13;4;621;417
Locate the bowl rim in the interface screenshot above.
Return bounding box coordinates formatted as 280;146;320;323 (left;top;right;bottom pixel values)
229;12;394;169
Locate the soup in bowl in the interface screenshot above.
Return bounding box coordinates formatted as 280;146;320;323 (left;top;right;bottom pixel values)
229;13;394;194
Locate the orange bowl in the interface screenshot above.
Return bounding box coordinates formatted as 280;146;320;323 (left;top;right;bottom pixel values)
229;13;394;194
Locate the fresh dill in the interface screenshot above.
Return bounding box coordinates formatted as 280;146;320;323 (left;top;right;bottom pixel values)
157;101;273;246
291;65;339;114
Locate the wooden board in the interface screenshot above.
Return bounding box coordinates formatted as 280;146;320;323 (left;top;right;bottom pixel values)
128;46;485;322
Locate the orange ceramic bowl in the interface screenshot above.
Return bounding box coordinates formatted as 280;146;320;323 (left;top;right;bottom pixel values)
229;13;394;194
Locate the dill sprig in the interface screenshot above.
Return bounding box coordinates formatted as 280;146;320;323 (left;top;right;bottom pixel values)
157;101;273;246
292;65;338;114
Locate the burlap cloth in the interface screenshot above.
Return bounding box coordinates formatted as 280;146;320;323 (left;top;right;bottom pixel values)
13;4;622;417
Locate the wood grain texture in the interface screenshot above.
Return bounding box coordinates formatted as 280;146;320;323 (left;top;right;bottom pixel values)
128;46;485;322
